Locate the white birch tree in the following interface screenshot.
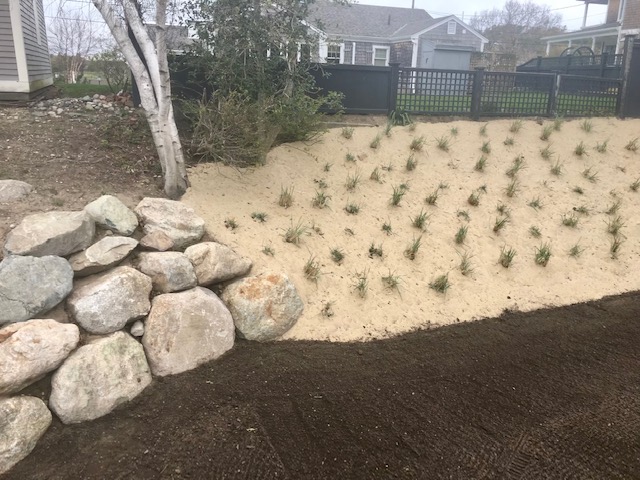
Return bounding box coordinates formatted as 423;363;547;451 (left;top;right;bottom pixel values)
91;0;189;198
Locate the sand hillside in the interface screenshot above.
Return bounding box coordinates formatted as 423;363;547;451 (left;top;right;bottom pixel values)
183;117;640;342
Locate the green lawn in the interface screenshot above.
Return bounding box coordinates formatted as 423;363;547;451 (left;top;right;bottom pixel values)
55;81;114;98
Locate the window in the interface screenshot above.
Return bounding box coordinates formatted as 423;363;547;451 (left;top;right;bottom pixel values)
373;46;389;66
447;20;457;35
327;44;341;64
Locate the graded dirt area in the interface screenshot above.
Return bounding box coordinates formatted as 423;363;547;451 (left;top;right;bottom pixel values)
6;292;640;479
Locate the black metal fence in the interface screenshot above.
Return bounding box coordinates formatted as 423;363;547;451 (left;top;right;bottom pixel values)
517;53;623;79
314;63;621;118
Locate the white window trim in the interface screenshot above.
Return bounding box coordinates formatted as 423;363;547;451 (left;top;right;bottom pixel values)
618;0;626;22
326;42;345;64
447;20;457;35
352;41;356;64
372;45;390;66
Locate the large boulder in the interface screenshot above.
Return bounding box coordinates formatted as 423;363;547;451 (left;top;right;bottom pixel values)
49;332;152;424
0;319;80;395
134;198;205;250
66;266;152;334
68;236;138;277
135;252;197;293
0;180;32;203
0;396;52;474
0;256;74;326
84;195;138;236
222;273;304;342
184;242;252;286
143;287;234;376
4;211;95;257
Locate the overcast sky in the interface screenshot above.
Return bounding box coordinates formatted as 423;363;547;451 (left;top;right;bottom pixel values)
356;0;607;31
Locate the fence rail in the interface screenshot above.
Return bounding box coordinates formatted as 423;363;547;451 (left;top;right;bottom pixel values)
516;53;623;79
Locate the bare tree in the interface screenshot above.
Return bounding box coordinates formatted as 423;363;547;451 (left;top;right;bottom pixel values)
470;1;565;63
91;0;188;198
48;6;105;83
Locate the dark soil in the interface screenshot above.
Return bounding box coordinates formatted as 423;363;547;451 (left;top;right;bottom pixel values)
6;292;640;479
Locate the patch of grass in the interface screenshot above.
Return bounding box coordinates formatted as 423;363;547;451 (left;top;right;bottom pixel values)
625;137;639;152
278;186;294;208
528;197;542;210
406;155;417;171
582;167;598;183
370;134;382;149
630;178;640;192
499;246;517;268
574;141;588;157
370;167;381;182
540;125;553;141
390;185;406;206
436;135;451;152
341;127;354;139
425;189;439;206
479;124;488;136
496;202;511;217
468;191;481;207
606;216;624;235
381;270;401;292
368;242;383;259
595;140;608;153
344;203;360;215
382;161;393;172
330;247;345;265
561;213;579;228
569;243;584;258
610;235;624;259
550;160;564;176
506;155;525;178
382;221;393;235
303;256;321;282
412;209;429;230
323;163;332;172
321;302;334;317
455;225;468;245
51;197;65;207
573;186;584;195
529;226;541;238
504;179;519;198
345;152;356;162
404;235;422;260
481;141;491;154
345;170;361;191
575;205;590;215
605;199;621;216
410;136;426;151
580;119;593;133
284;219;308;245
429;274;451;294
450;126;459;137
540;145;553;160
474;155;487;172
312;190;330;209
509;120;523;133
534;243;552;267
224;218;238;230
261;244;275;256
384;123;393;137
493;216;509;234
457;210;470;221
459;251;473;276
251;212;267;223
315;179;328;189
503;136;515;146
552;117;564;131
353;269;370;298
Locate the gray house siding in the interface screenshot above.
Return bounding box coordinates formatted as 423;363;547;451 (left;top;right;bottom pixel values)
0;0;18;81
355;42;374;65
419;22;483;51
391;41;413;67
20;0;52;82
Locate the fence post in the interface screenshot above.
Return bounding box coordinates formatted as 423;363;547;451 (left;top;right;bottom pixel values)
536;56;543;72
619;35;637;119
470;67;485;121
566;55;572;74
388;63;400;115
548;74;560;117
600;52;608;78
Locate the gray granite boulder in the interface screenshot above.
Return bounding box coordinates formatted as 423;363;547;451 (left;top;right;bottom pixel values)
0;255;74;326
0;319;80;395
222;273;303;342
0;180;32;203
4;211;95;257
49;331;152;424
0;396;52;474
134;198;205;249
184;242;252;286
84;195;138;236
143;287;234;376
135;252;197;293
68;236;138;277
66;266;152;334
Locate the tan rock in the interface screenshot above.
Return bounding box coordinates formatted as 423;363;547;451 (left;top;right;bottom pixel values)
184;242;252;286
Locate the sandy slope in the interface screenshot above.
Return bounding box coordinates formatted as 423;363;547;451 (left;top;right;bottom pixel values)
183;117;640;342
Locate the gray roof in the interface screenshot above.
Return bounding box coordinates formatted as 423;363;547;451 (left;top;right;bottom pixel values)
308;1;434;38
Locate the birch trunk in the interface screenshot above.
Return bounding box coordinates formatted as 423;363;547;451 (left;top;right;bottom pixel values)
91;0;189;199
